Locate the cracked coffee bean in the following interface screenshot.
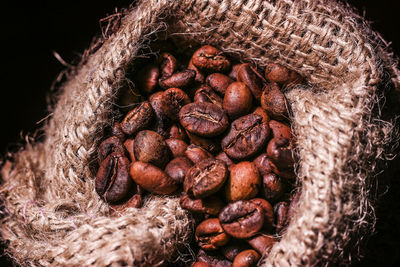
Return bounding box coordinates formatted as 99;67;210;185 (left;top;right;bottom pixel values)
161;87;191;121
158;52;177;77
266;137;295;170
192;45;231;73
195;218;230;250
194;85;223;108
97;136;125;164
159;69;196;89
120;101;154;135
237;63;266;101
180;194;224;216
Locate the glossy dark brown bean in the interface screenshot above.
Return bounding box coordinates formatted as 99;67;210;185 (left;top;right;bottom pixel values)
165;138;188;158
186;131;221;154
97;136;125;164
158;69;196;89
196;218;230;250
111;122;126;140
185;144;213;164
216;152;234;167
221;240;250;261
225;162;260;202
134;130;171;168
149;92;171;138
253;153;294;179
229;63;246;80
180;194;224;216
274;201;289;233
158;52;177;77
237;63;266;101
264;63;303;87
95;152;133;203
129;161;177;194
165;156;193;184
252;107;270;124
206;73;234;95
222;114;270;160
223;82;253;120
188;58;205;83
184;158;228;198
246;234;276;256
136;64;159;93
168;124;188;141
262;173;285;203
123;138;135;162
179;102;229;137
266;137;295;170
250;198;274;231
192;45;231;73
120;101;154;135
232;249;260;267
219;200;264;239
260;83;288;120
109;185;144;214
194;85;223;108
269;120;292;139
161;88;191;121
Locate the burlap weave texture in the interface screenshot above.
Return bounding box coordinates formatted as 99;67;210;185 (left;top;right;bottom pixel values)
1;0;399;266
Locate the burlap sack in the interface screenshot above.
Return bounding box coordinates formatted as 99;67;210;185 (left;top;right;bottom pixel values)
1;0;399;266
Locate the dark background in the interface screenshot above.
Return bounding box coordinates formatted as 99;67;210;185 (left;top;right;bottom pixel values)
1;1;399;266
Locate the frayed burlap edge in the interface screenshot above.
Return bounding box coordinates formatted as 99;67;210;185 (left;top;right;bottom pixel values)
1;0;399;266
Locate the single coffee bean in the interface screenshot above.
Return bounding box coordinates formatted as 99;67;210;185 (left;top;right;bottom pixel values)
269;120;292;139
262;173;285;203
136;64;159;93
222;113;270;160
186;131;221;153
260;83;288;120
98;136;125;164
188;58;205;83
161;88;191;121
246;234;276;256
264;63;303;87
180;194;224;216
266;137;295;170
196;218;230;250
229;63;246;80
223;82;253;120
111;122;126;140
185;144;213;164
215;152;234;167
225;162;260;202
184;158;228;198
149;92;170;138
120;101;154;135
95;152;133;203
179;102;229;137
237;63;266;101
253;153;294;179
165;156;193;184
194;85;223;108
117;82;143;114
129;161;177;194
168;124;188;141
158;52;177;77
250;198;274;231
109;185;144;214
221;240;250;261
274;201;289;233
123;138;135;162
192;262;211;267
206;73;234;95
252;107;270;123
192;45;231;73
134;130;171;168
159;69;196;89
219;200;264;239
232;249;260;267
165;138;188;158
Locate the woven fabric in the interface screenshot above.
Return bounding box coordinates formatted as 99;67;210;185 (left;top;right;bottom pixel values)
1;0;399;266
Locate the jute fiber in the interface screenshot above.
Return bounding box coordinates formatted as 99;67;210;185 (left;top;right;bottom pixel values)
1;0;399;266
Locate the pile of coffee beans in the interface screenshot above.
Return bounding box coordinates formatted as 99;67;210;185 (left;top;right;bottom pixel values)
95;43;303;266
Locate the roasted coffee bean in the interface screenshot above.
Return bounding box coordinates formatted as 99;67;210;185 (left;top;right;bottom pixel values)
96;152;133;203
184;158;228;198
129;161;177;194
232;249;260;267
149;92;170;138
188;58;205;83
136;64;159;93
98;136;125;164
260;83;288;120
229;63;246;80
179;102;229;137
192;262;211;267
269;120;292;139
221;240;250;261
225;162;260;202
250;198;274;231
159;69;196;89
222;114;270;160
180;194;224;216
111;122;126;140
120;101;154;135
237;63;266;101
262;173;285;203
274;201;289;233
219;200;264;239
186;131;221;153
134;130;171;168
223;82;253;120
117;82;143;114
196;218;230;250
166;138;188;158
252;107;270;123
216;152;234;167
168;124;188;141
253;153;294;179
194;85;223;108
185;144;213;164
266;137;295;170
246;234;276;256
264;63;303;87
110;185;144;214
158;52;177;77
123;138;135;162
206;73;234;95
161;88;191;121
192;45;231;73
165;156;193;184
